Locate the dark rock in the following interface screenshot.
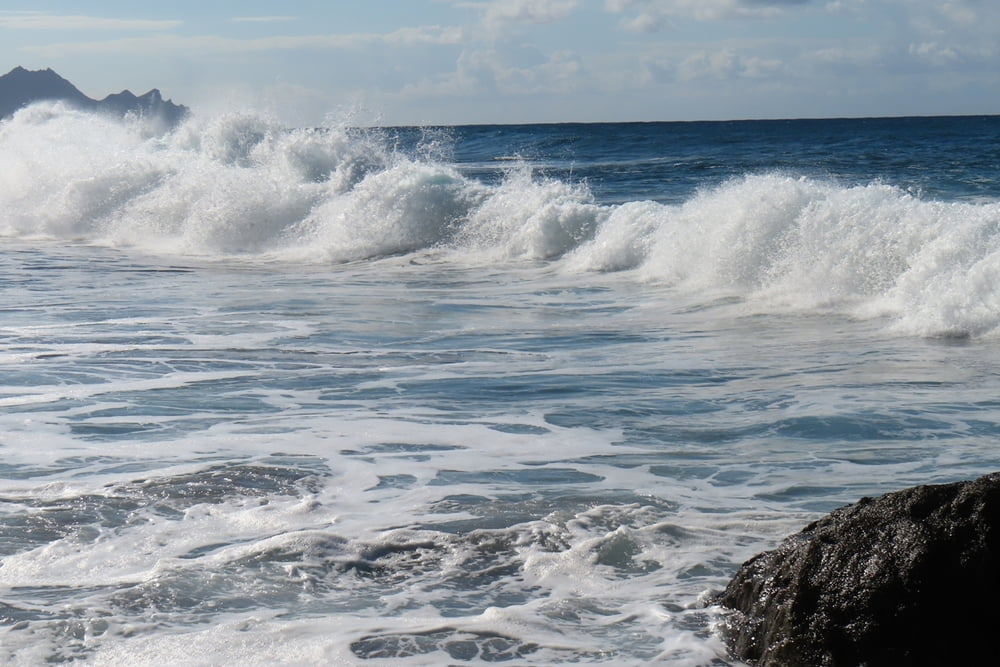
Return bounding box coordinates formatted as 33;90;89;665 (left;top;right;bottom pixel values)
0;66;188;125
716;473;1000;666
97;87;188;127
0;66;91;118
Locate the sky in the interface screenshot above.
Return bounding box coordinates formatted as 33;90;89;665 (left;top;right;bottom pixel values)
1;1;998;126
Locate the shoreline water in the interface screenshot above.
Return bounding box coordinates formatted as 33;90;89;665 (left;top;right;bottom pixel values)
1;109;999;664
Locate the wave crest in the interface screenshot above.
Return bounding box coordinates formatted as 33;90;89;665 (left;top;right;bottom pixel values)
572;173;1000;337
3;105;1000;336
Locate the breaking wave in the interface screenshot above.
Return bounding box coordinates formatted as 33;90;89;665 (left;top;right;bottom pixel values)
2;103;1000;337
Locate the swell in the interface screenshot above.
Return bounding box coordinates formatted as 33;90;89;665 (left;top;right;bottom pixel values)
2;104;1000;337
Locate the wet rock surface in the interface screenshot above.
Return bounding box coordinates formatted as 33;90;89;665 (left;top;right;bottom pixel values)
716;473;1000;666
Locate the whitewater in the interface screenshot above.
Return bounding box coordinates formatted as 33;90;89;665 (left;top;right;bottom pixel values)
1;103;1000;664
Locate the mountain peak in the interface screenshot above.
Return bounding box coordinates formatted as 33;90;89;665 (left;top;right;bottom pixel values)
0;66;188;125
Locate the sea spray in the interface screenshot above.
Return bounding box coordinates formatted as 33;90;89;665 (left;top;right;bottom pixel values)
292;161;481;262
3;104;1000;336
4;112;1000;664
457;165;606;259
615;174;1000;336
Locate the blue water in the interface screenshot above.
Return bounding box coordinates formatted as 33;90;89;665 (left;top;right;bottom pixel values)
401;116;1000;203
2;106;1000;664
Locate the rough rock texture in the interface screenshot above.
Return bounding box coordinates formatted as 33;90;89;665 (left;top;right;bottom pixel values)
716;473;1000;666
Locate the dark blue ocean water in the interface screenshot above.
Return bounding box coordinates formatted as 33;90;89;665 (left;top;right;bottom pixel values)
1;107;1000;664
397;115;1000;203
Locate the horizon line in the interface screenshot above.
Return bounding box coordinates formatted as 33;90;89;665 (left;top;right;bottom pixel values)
365;112;1000;129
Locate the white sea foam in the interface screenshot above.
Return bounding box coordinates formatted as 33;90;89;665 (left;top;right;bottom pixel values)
3;103;1000;339
5;109;1000;666
573;175;1000;337
457;166;606;259
2;212;1000;664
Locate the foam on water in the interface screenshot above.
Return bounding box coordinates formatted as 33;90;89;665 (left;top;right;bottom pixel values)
4;107;1000;664
2;104;1000;337
581;175;1000;337
4;234;1000;663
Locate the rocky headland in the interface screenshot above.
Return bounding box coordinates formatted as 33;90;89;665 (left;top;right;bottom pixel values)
0;66;187;125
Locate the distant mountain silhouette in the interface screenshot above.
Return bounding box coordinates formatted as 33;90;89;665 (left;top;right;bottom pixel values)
0;66;188;125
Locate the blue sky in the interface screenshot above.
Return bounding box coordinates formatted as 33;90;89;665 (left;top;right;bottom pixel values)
2;1;998;126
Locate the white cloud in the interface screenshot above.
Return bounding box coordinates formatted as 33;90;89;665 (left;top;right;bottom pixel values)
894;0;1000;36
5;0;996;125
934;1;978;26
400;47;584;98
493;49;583;92
0;11;180;31
678;49;737;79
909;42;961;65
605;0;808;29
457;0;579;30
676;49;785;80
634;46;787;85
824;0;866;14
485;0;578;25
807;44;882;66
886;0;1000;70
230;16;299;24
24;26;465;57
384;25;466;45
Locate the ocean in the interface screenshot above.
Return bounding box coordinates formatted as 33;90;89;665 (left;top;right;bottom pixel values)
1;104;1000;665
